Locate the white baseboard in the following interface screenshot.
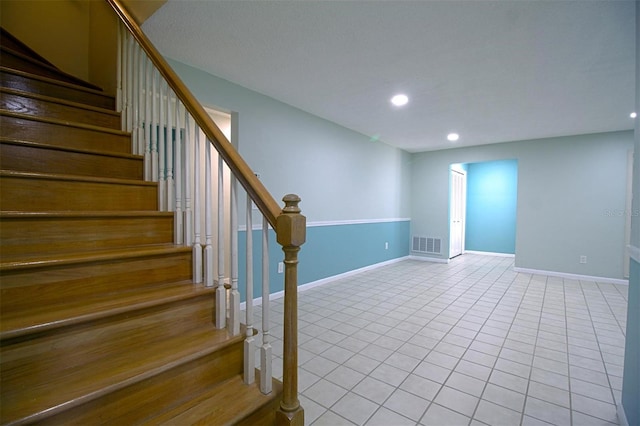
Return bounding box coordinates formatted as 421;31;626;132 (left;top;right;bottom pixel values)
408;255;450;264
464;250;515;258
513;267;629;285
240;256;410;310
628;244;640;264
617;403;629;426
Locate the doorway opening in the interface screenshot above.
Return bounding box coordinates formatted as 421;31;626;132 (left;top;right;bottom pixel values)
449;165;466;259
449;159;518;259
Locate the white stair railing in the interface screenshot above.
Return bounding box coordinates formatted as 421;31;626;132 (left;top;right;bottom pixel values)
244;194;255;384
116;20;278;396
192;123;203;283
260;215;273;394
215;156;226;326
107;8;306;418
229;176;240;336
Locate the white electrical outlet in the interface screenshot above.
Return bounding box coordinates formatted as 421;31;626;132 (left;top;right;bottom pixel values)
278;262;284;273
385;242;389;250
580;255;587;264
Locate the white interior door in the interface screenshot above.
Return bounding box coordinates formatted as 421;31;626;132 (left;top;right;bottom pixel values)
450;169;466;259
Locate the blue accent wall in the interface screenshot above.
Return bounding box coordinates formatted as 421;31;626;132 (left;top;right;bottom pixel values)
622;258;639;426
237;220;410;302
465;159;518;254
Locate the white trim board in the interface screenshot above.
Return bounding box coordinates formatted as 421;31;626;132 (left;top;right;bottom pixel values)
628;244;640;264
465;250;515;258
617;404;629;426
513;267;629;285
238;217;411;232
240;256;409;310
307;218;410;227
408;255;450;264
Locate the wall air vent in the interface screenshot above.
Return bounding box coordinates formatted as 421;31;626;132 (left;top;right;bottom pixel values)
412;236;442;254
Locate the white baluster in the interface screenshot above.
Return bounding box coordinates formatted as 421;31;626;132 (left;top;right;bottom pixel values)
192;126;203;283
229;176;240;336
116;23;122;114
260;215;272;394
184;111;193;247
204;140;214;288
151;69;159;182
158;80;167;211
143;56;152;181
131;42;139;154
174;102;184;245
120;28;128;129
243;192;255;383
166;90;175;212
216;156;226;327
136;46;145;156
126;34;134;133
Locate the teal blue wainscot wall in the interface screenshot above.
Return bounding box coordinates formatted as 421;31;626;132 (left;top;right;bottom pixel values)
237;220;410;302
465;159;518;254
622;258;639;426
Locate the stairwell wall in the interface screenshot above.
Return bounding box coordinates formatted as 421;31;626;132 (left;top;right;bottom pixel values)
165;59;412;295
0;0;117;94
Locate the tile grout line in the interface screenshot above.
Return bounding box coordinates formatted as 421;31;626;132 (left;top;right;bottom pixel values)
260;256;626;426
562;277;574;426
465;258;534;424
519;273;548;426
576;279;620;418
399;257;527;424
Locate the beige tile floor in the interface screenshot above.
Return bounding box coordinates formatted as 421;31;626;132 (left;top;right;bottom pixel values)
248;254;628;425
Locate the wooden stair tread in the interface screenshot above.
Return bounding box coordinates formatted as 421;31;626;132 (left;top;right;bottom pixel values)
0;87;117;116
0;210;174;219
0;29;286;425
0;137;142;160
0;169;154;186
0;87;121;129
0;28;57;68
1;326;242;425
0;243;190;271
1;109;129;136
0;46;103;91
0;66;113;99
0;280;210;339
150;374;283;425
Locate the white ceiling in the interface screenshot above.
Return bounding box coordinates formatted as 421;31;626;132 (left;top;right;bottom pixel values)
143;0;636;153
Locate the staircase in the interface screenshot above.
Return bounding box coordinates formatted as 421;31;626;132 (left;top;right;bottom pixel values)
0;29;282;425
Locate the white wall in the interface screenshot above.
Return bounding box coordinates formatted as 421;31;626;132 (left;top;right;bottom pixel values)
167;59;412;224
411;131;634;280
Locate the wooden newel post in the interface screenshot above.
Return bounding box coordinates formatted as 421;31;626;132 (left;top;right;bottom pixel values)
275;194;305;426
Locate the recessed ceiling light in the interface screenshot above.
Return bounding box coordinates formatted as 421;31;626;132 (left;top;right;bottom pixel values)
631;112;637;118
391;94;409;107
447;133;460;142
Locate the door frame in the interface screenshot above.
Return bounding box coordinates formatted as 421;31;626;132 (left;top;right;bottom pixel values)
449;166;467;259
624;149;634;278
